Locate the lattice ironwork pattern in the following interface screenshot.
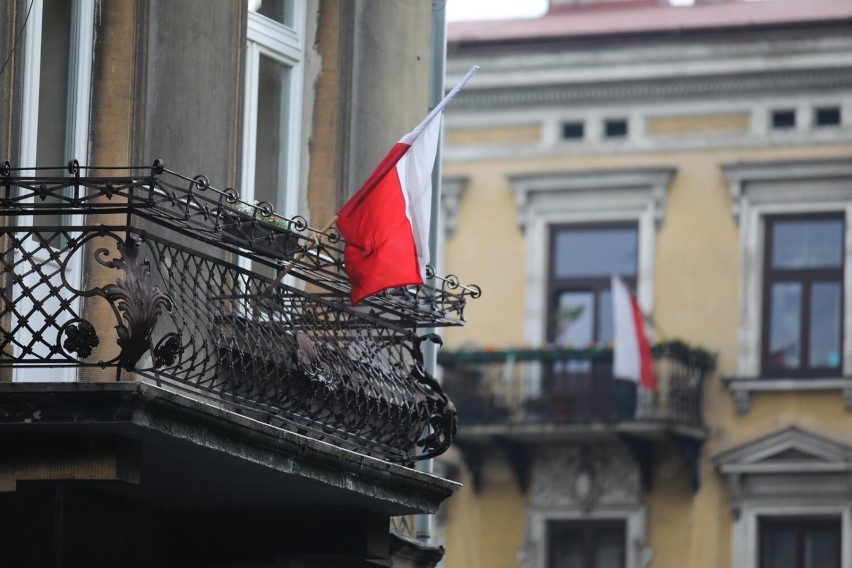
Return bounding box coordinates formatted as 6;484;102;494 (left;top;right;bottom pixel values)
0;161;477;463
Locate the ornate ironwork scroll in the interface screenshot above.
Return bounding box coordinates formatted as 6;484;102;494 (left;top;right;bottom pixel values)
0;162;475;463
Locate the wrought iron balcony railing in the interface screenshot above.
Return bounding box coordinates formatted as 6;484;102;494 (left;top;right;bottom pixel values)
0;161;480;464
439;341;715;431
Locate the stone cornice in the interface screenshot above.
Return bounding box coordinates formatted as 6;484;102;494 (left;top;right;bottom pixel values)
451;68;852;110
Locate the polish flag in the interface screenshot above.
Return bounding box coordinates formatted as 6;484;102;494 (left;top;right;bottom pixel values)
336;67;478;305
611;276;656;391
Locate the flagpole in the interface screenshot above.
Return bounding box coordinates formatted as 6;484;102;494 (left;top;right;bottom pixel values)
402;65;478;143
264;66;479;298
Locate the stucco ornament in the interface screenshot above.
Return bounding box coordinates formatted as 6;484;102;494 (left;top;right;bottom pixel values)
530;444;641;509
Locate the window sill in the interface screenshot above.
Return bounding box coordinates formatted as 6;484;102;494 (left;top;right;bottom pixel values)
723;376;852;414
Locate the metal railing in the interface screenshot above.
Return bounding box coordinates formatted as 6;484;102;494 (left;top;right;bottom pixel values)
439;342;714;429
0;161;480;463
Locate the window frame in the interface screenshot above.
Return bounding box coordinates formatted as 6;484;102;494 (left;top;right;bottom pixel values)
759;516;841;568
760;213;845;378
547;221;639;346
716;427;852;568
723;159;852;385
241;0;306;218
13;0;93;383
547;519;627;568
510;168;674;348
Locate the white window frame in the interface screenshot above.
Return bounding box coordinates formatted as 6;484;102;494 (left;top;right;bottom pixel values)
523;507;648;568
716;427;852;568
723;158;852;408
510;168;675;347
14;0;94;382
241;1;306;218
736;506;850;568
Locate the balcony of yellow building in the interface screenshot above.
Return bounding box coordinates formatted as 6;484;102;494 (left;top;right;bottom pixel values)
439;341;715;491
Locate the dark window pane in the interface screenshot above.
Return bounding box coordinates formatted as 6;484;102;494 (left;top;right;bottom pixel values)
806;528;840;568
594;528;625;568
549;526;584;568
771;219;843;269
771;109;796;129
555;291;594;347
253;0;294;27
598;289;613;345
255;54;291;211
815;106;841;127
809;282;842;369
768;283;801;369
36;0;72;248
763;527;798;568
562;122;584;140
554;228;637;278
605;119;628;138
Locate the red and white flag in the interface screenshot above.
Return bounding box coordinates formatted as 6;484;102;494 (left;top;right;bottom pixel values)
336;66;479;305
611;276;656;391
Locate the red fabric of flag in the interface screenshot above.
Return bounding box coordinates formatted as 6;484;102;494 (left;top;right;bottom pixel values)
335;66;479;305
336;143;422;305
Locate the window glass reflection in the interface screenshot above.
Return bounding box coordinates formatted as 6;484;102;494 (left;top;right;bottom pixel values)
554;228;637;278
768;282;801;369
809;282;841;369
555;291;593;347
771;219;843;269
251;0;294;27
255;54;290;211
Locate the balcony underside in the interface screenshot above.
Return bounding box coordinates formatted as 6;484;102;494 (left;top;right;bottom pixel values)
0;381;457;516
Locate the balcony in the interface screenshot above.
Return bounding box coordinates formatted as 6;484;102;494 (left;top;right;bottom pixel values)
0;161;479;465
440;341;715;437
439;342;714;491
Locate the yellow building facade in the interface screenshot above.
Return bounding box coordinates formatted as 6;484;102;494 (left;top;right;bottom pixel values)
437;1;852;567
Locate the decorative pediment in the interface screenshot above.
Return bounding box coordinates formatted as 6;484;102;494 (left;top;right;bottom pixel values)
715;427;852;475
509;167;676;233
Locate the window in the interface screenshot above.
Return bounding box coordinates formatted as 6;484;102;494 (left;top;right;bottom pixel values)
242;0;305;217
562;121;585;140
716;427;852;568
549;224;638;347
510;168;674;348
604;119;628;139
770;109;796;130
12;0;93;383
760;517;840;568
815;106;841;127
762;214;844;377
723;159;852;398
548;521;625;568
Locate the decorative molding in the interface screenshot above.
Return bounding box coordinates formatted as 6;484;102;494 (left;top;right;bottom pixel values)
715;427;852;568
529;444;642;510
522;443;648;568
510;168;676;233
722;157;852;380
723;158;852;225
724;377;852;414
440;176;469;237
452;68;852;109
512;168;675;346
